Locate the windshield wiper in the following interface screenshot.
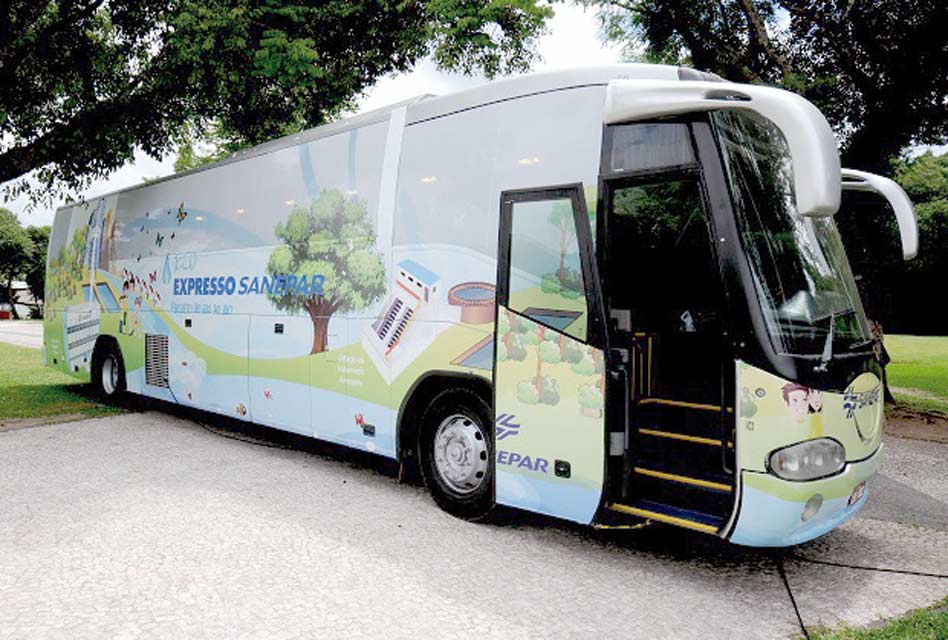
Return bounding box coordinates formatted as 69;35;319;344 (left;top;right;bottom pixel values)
818;312;835;369
847;337;877;352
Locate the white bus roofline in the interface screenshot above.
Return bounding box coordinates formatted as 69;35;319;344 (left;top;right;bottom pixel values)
604;79;842;218
841;168;919;260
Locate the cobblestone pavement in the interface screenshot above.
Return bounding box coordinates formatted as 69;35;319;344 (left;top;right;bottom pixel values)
1;412;946;640
0;320;42;349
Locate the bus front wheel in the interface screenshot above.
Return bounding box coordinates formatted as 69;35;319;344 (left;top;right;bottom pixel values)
419;388;494;520
92;341;127;400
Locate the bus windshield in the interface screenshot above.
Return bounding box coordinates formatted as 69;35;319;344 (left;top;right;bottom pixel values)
712;109;873;357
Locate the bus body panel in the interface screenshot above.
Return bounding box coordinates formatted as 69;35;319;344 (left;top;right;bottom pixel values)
44;79;613;523
42;64;889;543
727;361;883;546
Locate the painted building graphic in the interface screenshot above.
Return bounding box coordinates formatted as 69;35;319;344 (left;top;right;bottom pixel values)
362;258;458;383
63;303;99;372
63;199;113;372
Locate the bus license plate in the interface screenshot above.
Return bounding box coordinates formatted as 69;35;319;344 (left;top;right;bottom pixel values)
848;481;867;506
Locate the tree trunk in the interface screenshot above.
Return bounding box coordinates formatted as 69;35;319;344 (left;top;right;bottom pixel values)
535;326;545;395
312;315;329;354
4;281;19;319
503;309;511;350
558;217;568;285
304;297;336;354
873;322;896;405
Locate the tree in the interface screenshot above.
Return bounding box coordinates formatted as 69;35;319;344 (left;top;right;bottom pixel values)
173;123;244;174
548;200;576;286
581;0;948;172
267;189;385;354
886;151;948;334
0;208;33;318
1;0;553;203
24;226;51;312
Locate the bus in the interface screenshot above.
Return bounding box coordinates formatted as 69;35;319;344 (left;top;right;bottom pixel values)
43;64;918;547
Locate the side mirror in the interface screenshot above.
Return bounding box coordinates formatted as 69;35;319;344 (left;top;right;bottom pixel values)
841;169;919;260
604;79;841;217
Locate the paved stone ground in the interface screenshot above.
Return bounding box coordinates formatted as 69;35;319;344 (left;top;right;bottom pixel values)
0;320;42;349
1;412;946;640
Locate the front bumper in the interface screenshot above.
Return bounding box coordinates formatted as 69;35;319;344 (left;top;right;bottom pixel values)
727;444;882;547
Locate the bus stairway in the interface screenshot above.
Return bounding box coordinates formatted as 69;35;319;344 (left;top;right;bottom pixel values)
608;399;735;535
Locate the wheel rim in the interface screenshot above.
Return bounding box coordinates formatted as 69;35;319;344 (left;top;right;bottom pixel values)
433;413;489;495
101;355;118;395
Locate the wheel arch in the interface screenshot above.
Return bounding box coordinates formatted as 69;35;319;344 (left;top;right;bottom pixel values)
396;370;492;482
91;334;123;364
90;334;126;392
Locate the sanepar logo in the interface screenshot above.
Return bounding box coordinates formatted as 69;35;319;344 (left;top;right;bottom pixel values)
495;413;520;440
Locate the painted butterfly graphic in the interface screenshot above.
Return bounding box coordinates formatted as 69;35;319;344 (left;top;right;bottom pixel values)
177;202;188;224
149;271;157;283
155;233;164;247
264;389;273;400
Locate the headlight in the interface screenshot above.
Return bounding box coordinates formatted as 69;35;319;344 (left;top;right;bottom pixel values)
767;438;846;481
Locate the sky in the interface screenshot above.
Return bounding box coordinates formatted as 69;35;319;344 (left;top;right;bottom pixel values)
3;5;622;228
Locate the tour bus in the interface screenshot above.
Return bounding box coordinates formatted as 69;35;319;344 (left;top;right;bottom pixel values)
44;64;918;547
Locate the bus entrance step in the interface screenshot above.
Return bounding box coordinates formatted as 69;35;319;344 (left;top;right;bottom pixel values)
607;499;723;535
630;468;733;517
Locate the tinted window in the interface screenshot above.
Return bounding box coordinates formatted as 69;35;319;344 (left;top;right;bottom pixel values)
507;197;588;341
604;123;695;174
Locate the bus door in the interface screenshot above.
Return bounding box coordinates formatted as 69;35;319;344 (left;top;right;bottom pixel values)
599;129;735;533
493;184;607;524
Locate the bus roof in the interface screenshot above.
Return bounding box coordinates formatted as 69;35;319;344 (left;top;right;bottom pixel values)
57;63;713;211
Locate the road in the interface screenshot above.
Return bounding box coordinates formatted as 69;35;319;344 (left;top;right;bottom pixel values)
0;320;42;349
1;410;946;639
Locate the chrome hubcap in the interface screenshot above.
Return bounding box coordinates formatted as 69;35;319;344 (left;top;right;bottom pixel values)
101;355;118;395
433;413;489;495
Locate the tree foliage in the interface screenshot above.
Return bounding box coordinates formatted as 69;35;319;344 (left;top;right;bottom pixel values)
24;225;51;308
881;151;948;333
0;208;33;318
267;189;385;354
582;0;948;171
1;0;552;202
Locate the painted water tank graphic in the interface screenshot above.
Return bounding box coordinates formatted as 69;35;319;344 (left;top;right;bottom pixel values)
448;282;496;324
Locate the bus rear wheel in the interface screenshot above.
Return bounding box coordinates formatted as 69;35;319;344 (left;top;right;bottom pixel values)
92;342;126;400
419;388;494;520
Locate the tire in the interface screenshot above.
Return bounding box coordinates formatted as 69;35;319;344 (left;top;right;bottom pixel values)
418;388;495;520
92;342;127;400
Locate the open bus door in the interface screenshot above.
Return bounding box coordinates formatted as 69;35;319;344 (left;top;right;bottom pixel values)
493;184;608;524
598;121;736;533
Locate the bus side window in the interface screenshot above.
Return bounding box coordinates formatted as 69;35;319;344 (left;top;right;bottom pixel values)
507;197;588;342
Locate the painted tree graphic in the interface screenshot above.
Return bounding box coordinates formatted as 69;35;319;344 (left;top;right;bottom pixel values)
267;189;385;354
540;200;583;300
48;226;88;304
548;200;575;286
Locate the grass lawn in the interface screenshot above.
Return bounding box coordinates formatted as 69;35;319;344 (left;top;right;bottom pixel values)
807;597;948;639
884;335;948;415
0;342;123;421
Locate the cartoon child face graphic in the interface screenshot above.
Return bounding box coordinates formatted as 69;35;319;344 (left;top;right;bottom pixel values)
808;389;823;413
782;383;810;423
